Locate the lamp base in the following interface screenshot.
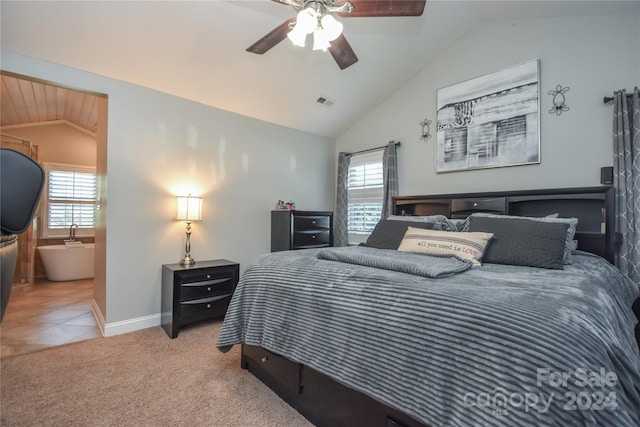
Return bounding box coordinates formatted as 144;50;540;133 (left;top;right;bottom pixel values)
179;255;196;266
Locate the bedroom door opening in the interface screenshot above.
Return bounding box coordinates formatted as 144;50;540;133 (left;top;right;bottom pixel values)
0;71;108;353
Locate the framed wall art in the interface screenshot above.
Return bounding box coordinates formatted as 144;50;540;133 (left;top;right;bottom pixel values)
436;59;540;173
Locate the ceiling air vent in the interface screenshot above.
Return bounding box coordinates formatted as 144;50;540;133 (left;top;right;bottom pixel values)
316;96;335;107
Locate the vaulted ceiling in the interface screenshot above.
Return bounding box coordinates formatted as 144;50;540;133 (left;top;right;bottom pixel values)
1;73;99;134
1;1;638;138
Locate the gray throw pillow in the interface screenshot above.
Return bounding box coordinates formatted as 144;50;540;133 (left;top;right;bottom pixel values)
363;219;446;250
467;215;569;269
463;213;578;264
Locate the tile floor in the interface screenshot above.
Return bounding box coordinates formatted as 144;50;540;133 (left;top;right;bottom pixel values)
0;278;101;358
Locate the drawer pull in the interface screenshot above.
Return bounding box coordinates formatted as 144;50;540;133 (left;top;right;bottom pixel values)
207;287;211;291
261;356;268;363
473;202;478;207
206;274;211;279
206;303;211;309
312;235;316;239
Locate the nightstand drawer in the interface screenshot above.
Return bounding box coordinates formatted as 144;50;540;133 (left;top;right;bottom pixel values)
180;294;232;318
294;229;330;247
180;276;234;300
295;215;331;230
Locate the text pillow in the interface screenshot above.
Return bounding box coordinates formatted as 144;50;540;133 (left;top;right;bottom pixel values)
397;227;494;266
363;219;444;250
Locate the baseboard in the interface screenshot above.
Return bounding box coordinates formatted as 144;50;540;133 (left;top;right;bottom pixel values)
90;299;161;337
91;299;106;336
104;312;161;337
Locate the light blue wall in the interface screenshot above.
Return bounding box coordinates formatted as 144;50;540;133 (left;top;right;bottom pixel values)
337;13;640;196
2;51;335;332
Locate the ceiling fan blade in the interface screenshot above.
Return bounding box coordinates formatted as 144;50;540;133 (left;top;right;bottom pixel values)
339;0;426;17
328;34;359;70
246;18;295;55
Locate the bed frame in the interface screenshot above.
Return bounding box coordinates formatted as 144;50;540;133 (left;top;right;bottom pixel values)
240;186;636;427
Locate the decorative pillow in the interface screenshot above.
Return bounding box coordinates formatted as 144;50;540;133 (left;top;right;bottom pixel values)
397;227;494;266
362;219;443;250
466;215;569;269
463;213;578;264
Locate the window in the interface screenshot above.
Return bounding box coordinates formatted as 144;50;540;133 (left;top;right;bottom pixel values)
42;163;97;238
347;149;384;245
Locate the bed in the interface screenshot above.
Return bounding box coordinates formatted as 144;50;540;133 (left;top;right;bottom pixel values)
217;186;640;427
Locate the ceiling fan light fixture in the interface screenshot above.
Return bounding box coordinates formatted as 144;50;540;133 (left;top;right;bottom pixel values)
312;31;331;51
320;14;343;42
295;8;318;34
287;28;308;47
287;7;318;47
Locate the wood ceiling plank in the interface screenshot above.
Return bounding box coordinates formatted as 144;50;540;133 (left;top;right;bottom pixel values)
65;90;83;125
44;83;58;121
55;87;67;121
1;76;21;125
2;76;30;124
31;81;48;123
17;78;39;123
78;94;97;132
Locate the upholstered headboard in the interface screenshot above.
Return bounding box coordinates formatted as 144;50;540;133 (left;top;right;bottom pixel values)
392;186;617;264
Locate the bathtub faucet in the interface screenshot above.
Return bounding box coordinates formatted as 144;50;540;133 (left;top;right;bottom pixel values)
67;224;78;242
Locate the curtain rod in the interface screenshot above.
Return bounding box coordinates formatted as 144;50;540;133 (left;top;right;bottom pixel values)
346;141;400;156
603;90;636;104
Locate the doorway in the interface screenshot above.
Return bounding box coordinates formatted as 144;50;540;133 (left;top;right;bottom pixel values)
0;71;108;354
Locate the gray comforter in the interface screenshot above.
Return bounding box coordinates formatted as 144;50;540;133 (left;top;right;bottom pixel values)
217;247;640;426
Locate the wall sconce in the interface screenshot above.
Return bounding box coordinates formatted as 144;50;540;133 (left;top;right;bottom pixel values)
548;85;570;115
176;194;202;266
419;118;432;141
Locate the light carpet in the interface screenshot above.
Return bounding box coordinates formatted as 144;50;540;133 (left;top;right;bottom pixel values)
0;320;313;426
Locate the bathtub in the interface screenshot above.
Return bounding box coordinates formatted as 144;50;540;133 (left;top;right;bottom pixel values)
37;243;95;281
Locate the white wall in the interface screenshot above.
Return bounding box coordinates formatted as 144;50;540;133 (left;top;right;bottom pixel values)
1;122;97;167
337;13;640;196
1;51;335;334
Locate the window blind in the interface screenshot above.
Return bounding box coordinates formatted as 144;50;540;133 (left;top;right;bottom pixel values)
47;170;97;229
347;150;384;241
42;163;97;238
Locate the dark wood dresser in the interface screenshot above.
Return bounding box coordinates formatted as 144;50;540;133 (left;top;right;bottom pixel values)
271;210;333;252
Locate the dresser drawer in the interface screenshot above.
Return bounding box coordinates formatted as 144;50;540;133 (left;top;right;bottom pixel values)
180;294;232;318
294;229;330;248
294;215;331;230
451;197;507;217
180;276;234;301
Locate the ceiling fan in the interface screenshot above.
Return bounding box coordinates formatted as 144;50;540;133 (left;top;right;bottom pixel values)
247;0;427;70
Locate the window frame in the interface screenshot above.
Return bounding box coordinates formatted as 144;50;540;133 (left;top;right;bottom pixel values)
346;149;385;245
41;162;97;239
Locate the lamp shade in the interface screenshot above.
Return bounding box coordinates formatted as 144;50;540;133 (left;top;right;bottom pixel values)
176;195;202;222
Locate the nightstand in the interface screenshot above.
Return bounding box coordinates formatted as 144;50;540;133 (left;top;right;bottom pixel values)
161;259;239;338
